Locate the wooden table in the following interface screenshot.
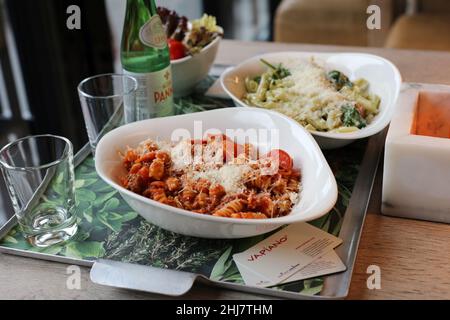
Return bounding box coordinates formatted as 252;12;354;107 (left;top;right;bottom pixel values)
2;40;450;300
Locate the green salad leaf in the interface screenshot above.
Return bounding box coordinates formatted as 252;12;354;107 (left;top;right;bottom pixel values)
341;104;367;129
327;70;353;90
260;59;291;80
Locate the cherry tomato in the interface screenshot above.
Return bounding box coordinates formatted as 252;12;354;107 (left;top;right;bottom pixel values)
262;149;293;171
168;39;186;60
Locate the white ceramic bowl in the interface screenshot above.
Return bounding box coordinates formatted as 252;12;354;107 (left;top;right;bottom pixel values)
171;27;223;97
220;51;402;149
95;108;337;239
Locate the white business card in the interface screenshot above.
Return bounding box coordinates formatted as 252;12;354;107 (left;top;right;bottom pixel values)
233;223;343;287
235;250;346;287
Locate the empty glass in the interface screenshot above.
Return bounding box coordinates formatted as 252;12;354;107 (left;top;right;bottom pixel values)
78;73;138;155
0;135;78;247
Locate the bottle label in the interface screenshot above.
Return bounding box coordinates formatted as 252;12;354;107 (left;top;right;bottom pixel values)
124;66;174;121
139;15;167;49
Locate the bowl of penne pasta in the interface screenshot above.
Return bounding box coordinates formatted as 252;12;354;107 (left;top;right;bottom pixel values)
95;108;337;238
221;51;402;149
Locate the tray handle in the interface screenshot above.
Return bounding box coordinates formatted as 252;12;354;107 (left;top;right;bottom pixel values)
90;259;199;296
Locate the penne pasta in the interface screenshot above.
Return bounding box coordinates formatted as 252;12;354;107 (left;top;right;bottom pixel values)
243;58;381;132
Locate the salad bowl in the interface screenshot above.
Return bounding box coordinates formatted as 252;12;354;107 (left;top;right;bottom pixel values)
95;108;337;239
220;51;402;149
171;28;222;97
158;8;223;97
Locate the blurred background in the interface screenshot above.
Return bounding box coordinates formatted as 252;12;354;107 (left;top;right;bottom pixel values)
0;0;450;220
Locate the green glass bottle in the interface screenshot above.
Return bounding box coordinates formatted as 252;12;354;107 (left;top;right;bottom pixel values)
121;0;174;121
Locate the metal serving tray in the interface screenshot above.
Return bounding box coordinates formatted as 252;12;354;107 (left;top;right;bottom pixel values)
0;76;385;300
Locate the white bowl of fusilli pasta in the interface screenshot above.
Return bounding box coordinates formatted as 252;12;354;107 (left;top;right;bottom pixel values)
95;108;337;238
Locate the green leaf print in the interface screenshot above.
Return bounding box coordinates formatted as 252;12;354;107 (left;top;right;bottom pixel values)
93;191;118;207
75;189;96;203
210;246;233;281
101;197;120;212
65;241;105;259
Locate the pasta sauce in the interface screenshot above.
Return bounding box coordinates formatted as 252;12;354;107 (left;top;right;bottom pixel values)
120;135;301;219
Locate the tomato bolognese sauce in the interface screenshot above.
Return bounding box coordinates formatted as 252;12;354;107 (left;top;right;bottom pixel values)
120;134;301;219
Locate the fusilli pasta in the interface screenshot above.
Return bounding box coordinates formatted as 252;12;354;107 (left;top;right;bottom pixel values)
120;135;301;219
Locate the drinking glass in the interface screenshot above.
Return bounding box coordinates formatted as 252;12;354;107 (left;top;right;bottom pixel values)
0;135;78;247
78;73;138;155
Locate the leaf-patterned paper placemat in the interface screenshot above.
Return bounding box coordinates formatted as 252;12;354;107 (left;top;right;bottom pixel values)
0;76;365;296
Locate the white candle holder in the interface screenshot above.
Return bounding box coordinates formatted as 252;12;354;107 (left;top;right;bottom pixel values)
382;83;450;223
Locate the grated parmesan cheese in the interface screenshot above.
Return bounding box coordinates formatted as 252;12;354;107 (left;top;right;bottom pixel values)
129;138;302;210
288;191;299;204
169;139;192;171
189;163;252;194
285;61;348;111
155;140;172;153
